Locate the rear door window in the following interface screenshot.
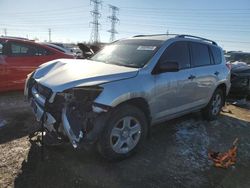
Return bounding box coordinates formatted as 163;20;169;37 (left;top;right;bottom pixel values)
210;46;222;64
10;42;50;57
159;41;190;69
190;42;211;67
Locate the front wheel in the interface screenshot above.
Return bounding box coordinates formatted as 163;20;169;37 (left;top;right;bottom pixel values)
202;89;224;121
98;104;148;160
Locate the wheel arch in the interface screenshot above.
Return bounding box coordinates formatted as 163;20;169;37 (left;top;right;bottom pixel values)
115;97;152;125
215;83;227;105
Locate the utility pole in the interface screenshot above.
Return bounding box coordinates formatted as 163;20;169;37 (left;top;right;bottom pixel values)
107;5;119;42
48;28;51;42
89;0;102;44
3;28;7;36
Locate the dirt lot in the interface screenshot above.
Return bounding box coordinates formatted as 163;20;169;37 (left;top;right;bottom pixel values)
0;92;250;188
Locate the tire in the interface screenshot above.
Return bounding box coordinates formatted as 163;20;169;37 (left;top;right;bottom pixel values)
97;104;148;160
202;88;224;121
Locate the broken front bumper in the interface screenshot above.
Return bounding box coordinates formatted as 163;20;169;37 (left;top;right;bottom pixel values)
26;81;109;149
29;87;56;129
29;86;82;146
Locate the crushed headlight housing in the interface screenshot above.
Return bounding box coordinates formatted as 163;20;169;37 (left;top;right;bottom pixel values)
59;86;104;145
58;86;103;103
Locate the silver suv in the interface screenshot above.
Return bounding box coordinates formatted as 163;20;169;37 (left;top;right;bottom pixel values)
24;34;231;160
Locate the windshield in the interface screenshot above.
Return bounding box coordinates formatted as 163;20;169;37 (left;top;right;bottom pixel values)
91;39;163;68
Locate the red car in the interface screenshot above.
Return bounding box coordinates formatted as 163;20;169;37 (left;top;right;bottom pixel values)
0;37;74;92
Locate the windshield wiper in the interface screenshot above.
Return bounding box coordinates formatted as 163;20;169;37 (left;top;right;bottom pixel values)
107;61;139;68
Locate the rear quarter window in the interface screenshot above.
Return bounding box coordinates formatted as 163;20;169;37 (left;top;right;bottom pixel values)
210;46;222;64
190;42;211;67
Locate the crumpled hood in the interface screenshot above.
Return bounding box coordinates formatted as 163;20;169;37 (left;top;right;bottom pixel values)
33;59;139;92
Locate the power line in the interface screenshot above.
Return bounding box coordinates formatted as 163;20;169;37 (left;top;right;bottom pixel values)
0;5;90;15
120;7;250;11
120;22;250;33
107;5;119;42
89;0;102;43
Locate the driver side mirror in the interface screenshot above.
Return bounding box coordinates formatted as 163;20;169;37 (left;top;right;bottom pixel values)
155;61;180;74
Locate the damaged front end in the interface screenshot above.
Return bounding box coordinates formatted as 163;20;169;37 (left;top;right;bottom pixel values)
59;86;108;148
26;76;110;149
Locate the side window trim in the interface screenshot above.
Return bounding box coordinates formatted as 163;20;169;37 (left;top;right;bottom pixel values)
188;42;194;68
208;46;215;65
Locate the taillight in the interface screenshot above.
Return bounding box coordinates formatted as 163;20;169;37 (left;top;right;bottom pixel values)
226;63;232;70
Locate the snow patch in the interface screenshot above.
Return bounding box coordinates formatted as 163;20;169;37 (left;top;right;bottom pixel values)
175;120;211;170
0;119;7;128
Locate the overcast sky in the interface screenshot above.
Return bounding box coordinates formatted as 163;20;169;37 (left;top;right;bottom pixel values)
0;0;250;52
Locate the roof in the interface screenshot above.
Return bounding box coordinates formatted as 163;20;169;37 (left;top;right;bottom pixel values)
0;36;30;41
132;34;177;41
131;34;218;45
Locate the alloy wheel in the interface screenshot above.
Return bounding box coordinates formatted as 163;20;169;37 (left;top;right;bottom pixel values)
110;116;142;154
211;94;222;115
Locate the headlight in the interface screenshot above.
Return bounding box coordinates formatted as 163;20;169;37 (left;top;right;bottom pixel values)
59;86;103;102
24;71;35;97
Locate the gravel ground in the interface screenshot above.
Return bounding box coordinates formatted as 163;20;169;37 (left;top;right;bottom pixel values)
0;91;250;188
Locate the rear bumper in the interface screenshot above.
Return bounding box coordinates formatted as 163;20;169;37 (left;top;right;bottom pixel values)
229;87;250;98
229;76;250;98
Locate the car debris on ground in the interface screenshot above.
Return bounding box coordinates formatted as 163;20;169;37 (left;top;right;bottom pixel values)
208;138;238;169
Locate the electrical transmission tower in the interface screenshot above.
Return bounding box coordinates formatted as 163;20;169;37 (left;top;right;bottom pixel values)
89;0;102;44
107;5;119;42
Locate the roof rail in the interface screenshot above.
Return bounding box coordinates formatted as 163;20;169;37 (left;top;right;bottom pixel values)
133;34;178;38
176;35;217;45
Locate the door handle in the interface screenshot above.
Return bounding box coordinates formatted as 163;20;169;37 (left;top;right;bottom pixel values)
214;71;219;76
188;75;196;80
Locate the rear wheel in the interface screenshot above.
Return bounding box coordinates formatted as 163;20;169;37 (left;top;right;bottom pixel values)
98;104;148;160
202;89;224;120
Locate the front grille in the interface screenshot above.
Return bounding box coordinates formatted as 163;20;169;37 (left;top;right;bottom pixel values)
34;82;52;99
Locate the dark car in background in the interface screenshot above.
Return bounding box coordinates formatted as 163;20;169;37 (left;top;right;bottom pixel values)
0;37;74;92
229;62;250;99
224;51;250;99
225;51;250;64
